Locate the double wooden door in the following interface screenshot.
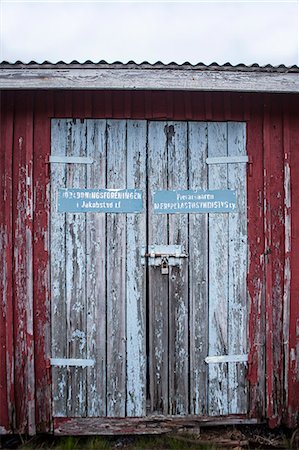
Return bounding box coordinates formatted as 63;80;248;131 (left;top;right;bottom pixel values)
50;119;248;418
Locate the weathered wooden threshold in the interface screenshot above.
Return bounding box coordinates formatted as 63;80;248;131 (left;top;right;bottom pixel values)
54;416;261;435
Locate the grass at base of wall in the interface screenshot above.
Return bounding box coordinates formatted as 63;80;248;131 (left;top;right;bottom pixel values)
2;425;298;449
6;434;217;450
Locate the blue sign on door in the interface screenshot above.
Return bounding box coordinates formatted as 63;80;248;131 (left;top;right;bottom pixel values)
153;190;237;213
58;188;143;213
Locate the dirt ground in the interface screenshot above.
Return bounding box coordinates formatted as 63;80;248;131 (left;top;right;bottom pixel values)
1;426;299;450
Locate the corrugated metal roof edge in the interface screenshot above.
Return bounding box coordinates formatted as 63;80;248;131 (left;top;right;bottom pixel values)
1;60;299;73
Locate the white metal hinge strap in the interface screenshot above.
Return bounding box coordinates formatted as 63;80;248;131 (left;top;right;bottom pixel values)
50;358;95;367
49;156;93;164
206;156;249;165
205;354;248;364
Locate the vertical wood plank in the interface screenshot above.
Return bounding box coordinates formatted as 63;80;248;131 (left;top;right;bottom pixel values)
86;120;107;417
247;97;266;419
287;97;299;427
126;120;147;416
167;122;189;414
13;93;36;434
263;97;285;426
188;122;208;415
148;121;169;414
263;98;276;425
25;95;36;436
282;98;291;425
65;120;87;417
51;119;68;417
33;93;52;431
208;122;229;416
1;92;14;432
227;122;248;414
0;93;9;431
106;120;127;417
269;99;285;425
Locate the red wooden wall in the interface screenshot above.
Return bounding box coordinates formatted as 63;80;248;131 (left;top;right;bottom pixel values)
0;90;299;434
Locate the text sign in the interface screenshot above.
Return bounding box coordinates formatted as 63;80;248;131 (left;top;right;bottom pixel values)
153;190;237;214
58;188;143;213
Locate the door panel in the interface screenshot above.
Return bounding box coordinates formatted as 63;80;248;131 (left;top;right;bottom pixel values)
51;120;68;417
188;122;208;415
167;123;189;416
106;120;127;417
147;122;169;415
148;122;190;414
208;122;230;415
65;120;87;417
126;120;147;417
86;119;106;417
227;122;247;414
50;119;248;418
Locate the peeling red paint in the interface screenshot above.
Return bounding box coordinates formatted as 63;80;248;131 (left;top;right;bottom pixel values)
263;95;283;427
1;90;299;433
246;97;265;419
1;92;15;433
0;95;9;432
33;92;53;432
287;96;299;427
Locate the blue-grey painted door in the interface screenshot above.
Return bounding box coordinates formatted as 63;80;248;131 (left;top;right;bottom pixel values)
50;119;248;418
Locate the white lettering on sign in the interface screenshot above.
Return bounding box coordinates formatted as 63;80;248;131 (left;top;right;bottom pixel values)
176;193;215;201
153;201;236;211
153;189;237;214
62;190;142;200
81;201;116;209
58;188;143;213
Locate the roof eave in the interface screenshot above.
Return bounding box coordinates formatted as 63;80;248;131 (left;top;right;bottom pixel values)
0;66;298;93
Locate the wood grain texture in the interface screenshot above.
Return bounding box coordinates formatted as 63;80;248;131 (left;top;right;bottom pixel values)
167;122;189;414
188;122;208;415
33;92;52;432
207;122;229;416
148;121;169;414
282;99;291;424
287;97;299;427
0;95;8;430
263;97;285;427
3;88;299;431
86;120;107;417
49;118;249;421
263;101;276;425
54;415;260;435
13;93;36;434
227;123;247;414
269;99;285;426
246;98;266;420
0;92;14;432
106;120;127;417
51;119;68;417
126;121;147;416
66;120;88;417
1;67;298;93
24;96;36;436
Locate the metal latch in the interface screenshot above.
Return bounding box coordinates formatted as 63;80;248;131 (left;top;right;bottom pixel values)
141;245;188;274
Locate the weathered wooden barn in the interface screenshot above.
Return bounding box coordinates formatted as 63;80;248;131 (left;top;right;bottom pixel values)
0;61;299;435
